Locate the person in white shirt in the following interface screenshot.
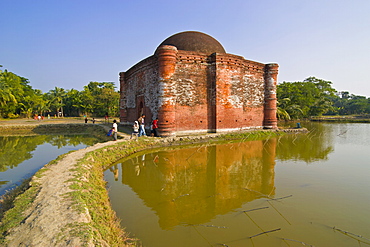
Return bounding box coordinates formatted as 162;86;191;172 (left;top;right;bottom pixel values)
112;120;118;141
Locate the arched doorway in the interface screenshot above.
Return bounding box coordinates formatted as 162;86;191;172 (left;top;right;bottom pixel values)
138;101;144;119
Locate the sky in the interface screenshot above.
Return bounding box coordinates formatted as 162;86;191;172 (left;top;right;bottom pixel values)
1;0;370;97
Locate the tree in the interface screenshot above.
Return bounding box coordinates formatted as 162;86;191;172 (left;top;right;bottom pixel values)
330;92;370;115
0;70;21;117
277;77;337;119
47;87;66;117
347;95;368;114
81;82;119;117
0;75;17;108
0;68;122;118
18;89;46;118
64;89;83;117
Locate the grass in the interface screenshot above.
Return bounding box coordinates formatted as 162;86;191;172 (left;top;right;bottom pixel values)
0;178;39;244
63;139;156;246
310;115;370;123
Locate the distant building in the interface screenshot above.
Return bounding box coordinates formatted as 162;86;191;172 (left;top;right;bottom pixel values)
119;31;278;136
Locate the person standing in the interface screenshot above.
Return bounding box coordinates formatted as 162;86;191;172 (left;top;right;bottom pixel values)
151;118;159;137
112;120;118;141
138;114;146;137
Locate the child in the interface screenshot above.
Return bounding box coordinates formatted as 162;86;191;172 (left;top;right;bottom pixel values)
131;121;139;139
107;128;113;136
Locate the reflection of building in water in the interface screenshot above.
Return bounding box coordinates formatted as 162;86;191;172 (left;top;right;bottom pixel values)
120;138;276;229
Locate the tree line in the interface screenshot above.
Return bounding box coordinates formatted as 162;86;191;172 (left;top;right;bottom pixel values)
0;68;119;119
277;76;370;120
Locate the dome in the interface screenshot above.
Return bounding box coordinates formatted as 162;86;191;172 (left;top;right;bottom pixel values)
155;31;226;54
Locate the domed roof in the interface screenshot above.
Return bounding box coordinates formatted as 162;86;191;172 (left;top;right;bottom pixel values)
156;31;226;54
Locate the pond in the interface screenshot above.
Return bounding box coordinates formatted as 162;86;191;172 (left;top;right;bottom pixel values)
104;123;370;247
0;135;100;196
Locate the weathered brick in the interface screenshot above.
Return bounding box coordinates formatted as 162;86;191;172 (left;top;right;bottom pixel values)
119;31;278;136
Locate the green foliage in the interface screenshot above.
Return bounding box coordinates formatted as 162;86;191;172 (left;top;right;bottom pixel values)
64;89;83;116
0;70;44;118
330;93;370;115
81;82;120;117
44;82;120;117
277;77;337;119
277;77;370;119
276;107;291;121
0;67;120;118
46;87;66;116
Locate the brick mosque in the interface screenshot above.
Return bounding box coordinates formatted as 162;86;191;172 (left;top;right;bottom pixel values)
119;31;278;136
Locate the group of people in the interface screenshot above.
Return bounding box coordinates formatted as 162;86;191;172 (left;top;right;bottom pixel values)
110;114;159;141
34;114;52;120
132;114;159;138
84;117;96;124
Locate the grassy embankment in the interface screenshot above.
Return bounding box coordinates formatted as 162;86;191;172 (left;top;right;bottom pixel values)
310;115;370;123
0;124;290;246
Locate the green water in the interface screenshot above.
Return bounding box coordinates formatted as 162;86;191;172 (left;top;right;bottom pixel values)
0;135;99;195
105;122;370;247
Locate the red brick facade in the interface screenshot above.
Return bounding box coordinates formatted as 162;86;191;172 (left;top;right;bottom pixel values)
119;32;278;136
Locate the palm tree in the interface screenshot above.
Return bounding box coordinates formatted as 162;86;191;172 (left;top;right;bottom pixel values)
48;87;66;117
0;83;17;107
277;107;291;120
0;70;17;117
287;104;304;119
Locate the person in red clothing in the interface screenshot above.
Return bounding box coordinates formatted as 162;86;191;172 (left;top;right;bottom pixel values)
151;118;159;137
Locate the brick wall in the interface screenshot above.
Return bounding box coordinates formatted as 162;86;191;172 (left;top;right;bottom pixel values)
120;46;278;136
120;55;159;124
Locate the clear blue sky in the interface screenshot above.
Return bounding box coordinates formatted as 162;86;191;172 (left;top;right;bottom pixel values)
1;0;370;97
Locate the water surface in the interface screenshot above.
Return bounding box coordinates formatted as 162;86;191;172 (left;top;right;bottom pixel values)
105;123;370;246
0;135;99;195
